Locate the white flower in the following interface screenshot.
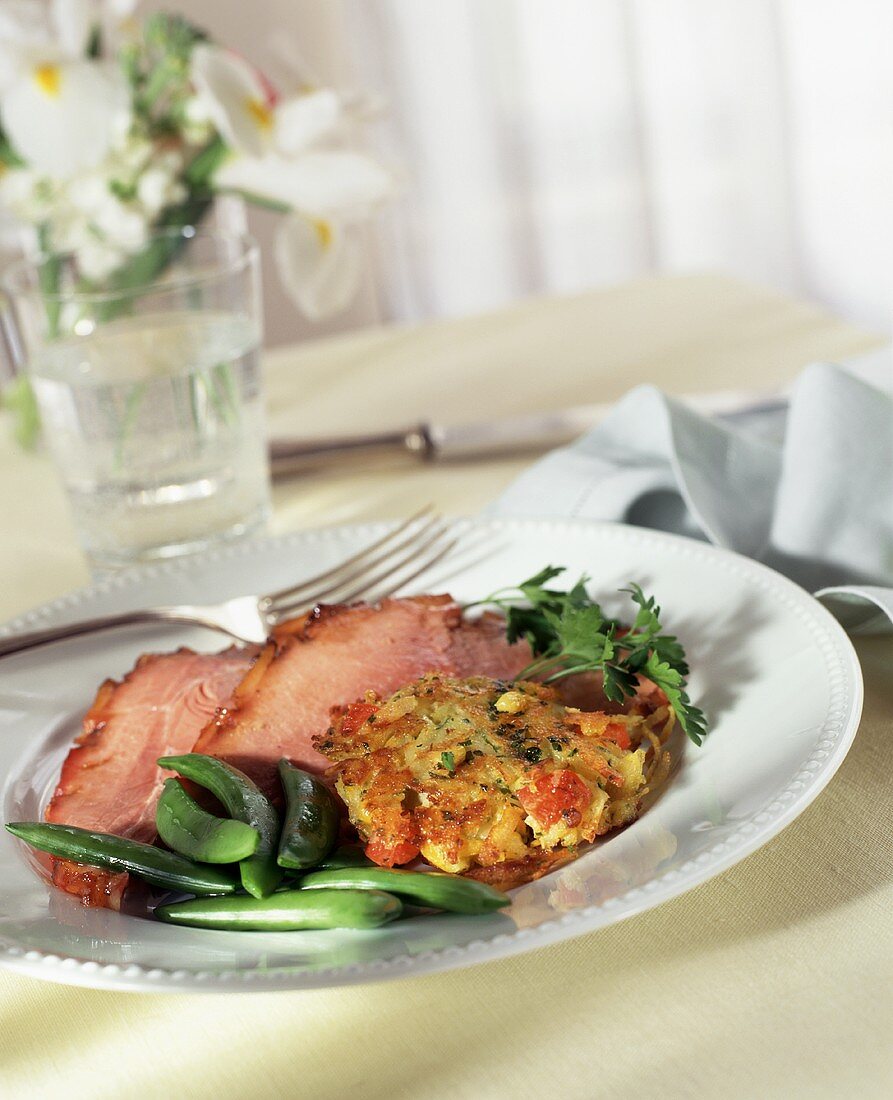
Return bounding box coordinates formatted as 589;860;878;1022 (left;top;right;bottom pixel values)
217;151;391;320
107;0;140;19
137;165;185;217
47;206;90;252
192;45;394;319
50;0;96;59
214;151;392;221
273;215;363;321
92;195;148;252
191;46;366;165
66;172;111;217
77;237;125;281
0;167;55;221
181;95;215;145
2;61;131;179
273;89;342;157
112;134;154;175
191;46;273;159
0;0;132;179
0;3;60;94
135;168;171;216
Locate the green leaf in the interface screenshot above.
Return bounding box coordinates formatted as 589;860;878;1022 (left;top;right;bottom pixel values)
651;633;689;675
144;12;209;60
548;605;612;662
602;663;639;703
109;179;138;202
440;751;456;774
0;129;24;169
472;566;708;744
184;136;228;191
643;652;707;745
85;23;102;59
505;606;554;652
624;583;662;637
517;564;566;591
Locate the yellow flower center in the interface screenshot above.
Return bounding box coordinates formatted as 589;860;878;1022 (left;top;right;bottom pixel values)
313;220;333;250
246;97;273;131
34;64;61;98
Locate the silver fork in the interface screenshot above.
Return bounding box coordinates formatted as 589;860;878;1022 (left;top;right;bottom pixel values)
0;509;460;659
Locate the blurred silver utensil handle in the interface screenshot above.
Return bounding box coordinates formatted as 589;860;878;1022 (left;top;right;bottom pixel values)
269;390;787;478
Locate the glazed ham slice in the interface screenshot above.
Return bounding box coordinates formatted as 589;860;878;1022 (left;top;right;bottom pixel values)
43;596;527;907
194;596;531;795
45;646;256;908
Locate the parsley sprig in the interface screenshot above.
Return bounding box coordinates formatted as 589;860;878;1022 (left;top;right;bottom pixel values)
470;566;707;745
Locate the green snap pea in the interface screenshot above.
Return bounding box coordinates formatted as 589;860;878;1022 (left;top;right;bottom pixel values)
158;754;282;899
156;778;259;864
297;866;510;915
276;760;339;870
314;845;375;871
5;821;238;896
155;888;403;931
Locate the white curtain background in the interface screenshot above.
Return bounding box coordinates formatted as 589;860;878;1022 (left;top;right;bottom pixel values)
7;0;891;344
340;0;892;335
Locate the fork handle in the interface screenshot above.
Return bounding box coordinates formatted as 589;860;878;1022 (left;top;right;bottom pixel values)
0;608;232;659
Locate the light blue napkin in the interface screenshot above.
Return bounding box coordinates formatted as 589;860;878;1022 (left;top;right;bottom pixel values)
490;355;893;633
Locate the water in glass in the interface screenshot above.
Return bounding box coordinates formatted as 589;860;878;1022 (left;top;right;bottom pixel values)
30;309;270;567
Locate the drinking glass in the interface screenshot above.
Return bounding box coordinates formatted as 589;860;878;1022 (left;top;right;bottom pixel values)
1;229;272;569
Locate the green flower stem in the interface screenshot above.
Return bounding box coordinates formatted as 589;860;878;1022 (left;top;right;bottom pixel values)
37;224;62;341
212;362;239;422
1;375;40;449
114;382;147;471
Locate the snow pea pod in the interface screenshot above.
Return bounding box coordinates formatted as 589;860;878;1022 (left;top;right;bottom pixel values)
158;754;281;899
297;866;510;914
276;760;339;870
5;821;238;895
156;778;259;864
315;845;375;871
155;888;403;931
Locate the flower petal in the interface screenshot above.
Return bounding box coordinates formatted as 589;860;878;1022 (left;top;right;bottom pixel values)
0;2;52;50
50;0;92;58
274;213;362;320
216;151;393;220
273;89;341;157
191;44;272;159
0;60;129;177
0;2;53;91
283;151;394;218
76;238;125;281
108;0;140;18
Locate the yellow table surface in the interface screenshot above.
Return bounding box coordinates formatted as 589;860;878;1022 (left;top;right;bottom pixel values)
1;273;890;1099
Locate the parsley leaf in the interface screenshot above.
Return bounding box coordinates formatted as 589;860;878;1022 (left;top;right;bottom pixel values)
440;751;456;774
469;567;707;745
641;653;707;746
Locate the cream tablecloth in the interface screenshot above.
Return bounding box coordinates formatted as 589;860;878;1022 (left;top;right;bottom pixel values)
1;274;890;1098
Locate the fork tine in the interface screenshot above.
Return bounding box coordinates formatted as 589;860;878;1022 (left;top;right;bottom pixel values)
302;513;444;608
270;521;451;618
262;505;435;611
368;534;462;602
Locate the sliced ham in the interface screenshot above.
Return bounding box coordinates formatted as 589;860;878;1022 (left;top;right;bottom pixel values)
194;596;531;795
42;596;528;908
45;646;256;908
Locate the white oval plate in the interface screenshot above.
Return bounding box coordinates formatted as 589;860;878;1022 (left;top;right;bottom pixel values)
0;519;862;993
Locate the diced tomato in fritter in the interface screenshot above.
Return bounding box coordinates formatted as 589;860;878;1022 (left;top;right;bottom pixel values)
316;674;673;885
365;838;420;867
518;769;592;828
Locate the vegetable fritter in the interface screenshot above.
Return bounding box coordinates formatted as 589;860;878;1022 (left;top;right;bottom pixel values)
315;674;672;884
